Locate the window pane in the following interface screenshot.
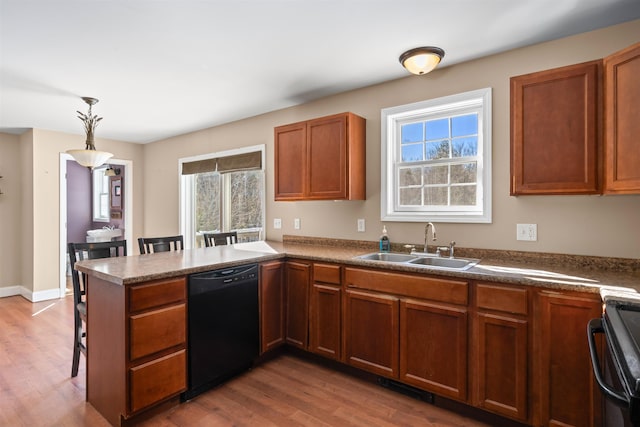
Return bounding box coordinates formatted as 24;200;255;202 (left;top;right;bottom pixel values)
399;187;421;205
452;137;478;157
229;171;264;231
451;185;476;206
401;122;423;143
195;172;220;232
426;140;450;160
424;186;448;205
423;165;448;185
99;194;109;218
399;167;421;186
425;118;449;140
401;143;423;162
451;114;477;137
451;162;477;184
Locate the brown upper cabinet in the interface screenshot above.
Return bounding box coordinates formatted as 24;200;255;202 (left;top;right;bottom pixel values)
274;112;366;201
604;42;640;194
510;60;602;195
511;42;640;195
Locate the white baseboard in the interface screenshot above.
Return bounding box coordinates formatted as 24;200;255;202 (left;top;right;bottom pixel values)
0;286;64;302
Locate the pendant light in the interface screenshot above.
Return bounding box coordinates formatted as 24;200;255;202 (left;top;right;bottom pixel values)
399;46;445;75
66;97;113;169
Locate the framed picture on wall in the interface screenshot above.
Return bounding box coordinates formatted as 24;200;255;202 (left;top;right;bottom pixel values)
110;178;122;209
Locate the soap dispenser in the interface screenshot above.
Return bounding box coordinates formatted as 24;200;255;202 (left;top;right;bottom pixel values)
379;225;391;252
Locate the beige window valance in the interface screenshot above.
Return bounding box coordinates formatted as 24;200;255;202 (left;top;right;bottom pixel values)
181;151;262;175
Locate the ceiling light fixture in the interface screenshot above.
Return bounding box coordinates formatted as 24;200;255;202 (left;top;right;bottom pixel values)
399;46;445;75
66;97;113;169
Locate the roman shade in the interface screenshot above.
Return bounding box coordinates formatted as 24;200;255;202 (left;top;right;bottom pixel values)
181;151;262;175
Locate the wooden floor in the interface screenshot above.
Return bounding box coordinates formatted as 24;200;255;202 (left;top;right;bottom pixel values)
0;294;491;427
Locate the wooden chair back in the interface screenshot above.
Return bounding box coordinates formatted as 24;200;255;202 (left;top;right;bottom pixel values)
138;235;184;254
203;231;238;247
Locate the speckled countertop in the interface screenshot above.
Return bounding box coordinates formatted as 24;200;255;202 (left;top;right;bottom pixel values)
76;236;640;301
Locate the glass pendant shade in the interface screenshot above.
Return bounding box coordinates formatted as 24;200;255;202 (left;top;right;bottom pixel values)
66;97;113;169
66;148;113;168
399;47;445;75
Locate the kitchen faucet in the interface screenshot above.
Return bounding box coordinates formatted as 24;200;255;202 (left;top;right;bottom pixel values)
424;222;436;253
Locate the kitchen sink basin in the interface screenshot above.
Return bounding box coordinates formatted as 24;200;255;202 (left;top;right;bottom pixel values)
408;256;479;270
355;252;480;271
356;252;418;263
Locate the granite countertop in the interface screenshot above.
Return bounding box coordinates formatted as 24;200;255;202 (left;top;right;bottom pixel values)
76;237;640;301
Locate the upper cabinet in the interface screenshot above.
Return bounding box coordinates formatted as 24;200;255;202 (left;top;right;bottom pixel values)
604;42;640;194
511;42;640;196
510;60;602;195
274;112;366;201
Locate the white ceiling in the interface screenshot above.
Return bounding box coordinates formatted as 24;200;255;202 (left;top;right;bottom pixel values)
1;0;639;144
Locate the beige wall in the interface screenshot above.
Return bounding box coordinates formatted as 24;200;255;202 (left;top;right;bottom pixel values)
1;129;144;298
143;20;640;259
0;133;22;290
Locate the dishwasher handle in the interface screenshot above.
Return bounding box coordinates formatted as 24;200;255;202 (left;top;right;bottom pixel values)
587;318;630;407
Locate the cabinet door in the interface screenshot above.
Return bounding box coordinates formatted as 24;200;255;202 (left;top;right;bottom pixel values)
475;312;528;421
285;261;310;349
307;114;347;199
344;289;399;378
309;283;341;360
274;122;306;200
604;42;640;194
535;292;603;427
511;60;602;195
399;299;467;401
259;261;285;353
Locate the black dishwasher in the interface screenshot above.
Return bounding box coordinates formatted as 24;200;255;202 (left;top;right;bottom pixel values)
182;263;259;401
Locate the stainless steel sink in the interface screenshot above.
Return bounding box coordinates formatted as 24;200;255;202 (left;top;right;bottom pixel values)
408;256;479;270
356;252;418;263
355;252;480;271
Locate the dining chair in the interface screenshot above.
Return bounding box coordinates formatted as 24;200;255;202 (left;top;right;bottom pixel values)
203;231;238;247
68;239;127;377
138;235;184;254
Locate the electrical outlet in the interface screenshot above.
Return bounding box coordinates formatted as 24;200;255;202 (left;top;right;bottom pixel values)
517;224;537;241
273;218;282;229
357;218;366;232
294;218;301;230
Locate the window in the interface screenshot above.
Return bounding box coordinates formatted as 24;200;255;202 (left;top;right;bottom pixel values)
92;167;110;222
180;146;265;248
381;88;492;223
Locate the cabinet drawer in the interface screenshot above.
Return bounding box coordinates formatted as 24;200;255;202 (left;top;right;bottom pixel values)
130;304;186;360
476;282;528;315
313;263;341;285
345;268;468;305
129;277;186;312
129;349;186;413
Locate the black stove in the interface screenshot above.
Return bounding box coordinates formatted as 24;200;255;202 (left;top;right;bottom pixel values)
589;299;640;426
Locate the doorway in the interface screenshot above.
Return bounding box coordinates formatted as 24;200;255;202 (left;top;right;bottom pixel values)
58;154;133;298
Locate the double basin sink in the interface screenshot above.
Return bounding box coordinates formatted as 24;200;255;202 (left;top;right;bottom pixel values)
355;252;479;271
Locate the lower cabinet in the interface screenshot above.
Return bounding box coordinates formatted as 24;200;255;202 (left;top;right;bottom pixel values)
344;289;399;377
309;263;342;360
87;275;187;426
400;299;468;401
285;260;311;349
259;261;285;353
534;291;603;427
473;282;529;422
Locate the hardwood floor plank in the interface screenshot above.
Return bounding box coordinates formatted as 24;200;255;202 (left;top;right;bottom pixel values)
0;294;492;427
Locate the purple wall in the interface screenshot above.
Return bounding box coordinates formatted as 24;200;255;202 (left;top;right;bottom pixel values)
66;162;126;245
66;160;92;244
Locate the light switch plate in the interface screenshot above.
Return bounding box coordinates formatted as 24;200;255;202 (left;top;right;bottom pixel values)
517;224;537;241
357;218;365;232
294;218;301;230
274;218;282;229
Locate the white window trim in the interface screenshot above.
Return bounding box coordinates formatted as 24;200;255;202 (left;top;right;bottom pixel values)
92;166;110;223
381;88;492;223
179;144;266;249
